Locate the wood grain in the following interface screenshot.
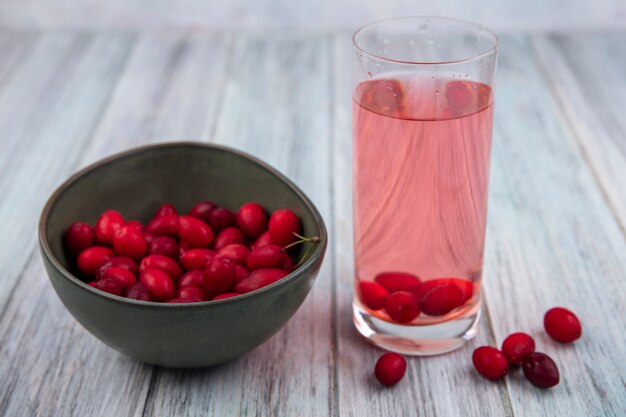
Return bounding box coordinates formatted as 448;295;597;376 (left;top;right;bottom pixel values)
532;33;626;231
143;33;336;417
331;34;512;417
0;0;624;32
0;31;231;417
483;35;626;417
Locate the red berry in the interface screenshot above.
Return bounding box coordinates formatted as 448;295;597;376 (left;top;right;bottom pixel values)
88;281;97;287
472;346;509;380
77;246;115;277
148;235;179;258
145;214;179;237
235;268;288;293
234;265;249;283
154;203;178;217
384;291;420;323
203;257;236;297
113;224;148;260
178;215;214;248
419;283;464;316
94;210;125;244
125;283;152;301
268;208;301;247
501;332;535;365
283;256;295;273
140;269;176;300
95;277;123;296
96;256;138;280
178;270;205;288
64;222;95;256
252;231;274;249
374;353;407;386
217;244;250;266
247;244;287;271
208;207;236;232
179;249;214;271
177;286;208;302
522;352;560;388
213;227;246;251
544;307;582;343
212;292;242;300
374;271;421;293
188;201;216;221
358;281;389;310
125;220;144;231
237;203;268;239
139;254;182;281
102;266;137;290
417;278;473;303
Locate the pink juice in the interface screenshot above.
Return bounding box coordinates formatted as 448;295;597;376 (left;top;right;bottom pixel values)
353;74;494;324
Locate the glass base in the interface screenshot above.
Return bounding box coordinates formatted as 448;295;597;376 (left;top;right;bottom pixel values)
353;302;481;356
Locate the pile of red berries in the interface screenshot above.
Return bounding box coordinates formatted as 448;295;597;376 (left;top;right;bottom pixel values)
64;201;315;303
472;307;582;388
359;273;473;323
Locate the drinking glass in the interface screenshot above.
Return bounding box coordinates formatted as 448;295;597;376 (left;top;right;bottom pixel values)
352;16;498;355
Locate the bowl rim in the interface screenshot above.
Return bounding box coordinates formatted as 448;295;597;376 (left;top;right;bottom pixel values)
38;141;328;309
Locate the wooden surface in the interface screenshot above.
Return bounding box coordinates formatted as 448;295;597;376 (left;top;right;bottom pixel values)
0;30;624;417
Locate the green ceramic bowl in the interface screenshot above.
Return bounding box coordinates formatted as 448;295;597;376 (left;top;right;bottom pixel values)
38;142;327;368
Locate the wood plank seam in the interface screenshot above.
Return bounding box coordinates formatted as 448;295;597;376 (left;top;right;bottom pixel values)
204;33;236;143
327;33;340;417
530;35;626;237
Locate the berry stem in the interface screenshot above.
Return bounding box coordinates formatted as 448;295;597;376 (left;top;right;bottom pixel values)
282;232;320;268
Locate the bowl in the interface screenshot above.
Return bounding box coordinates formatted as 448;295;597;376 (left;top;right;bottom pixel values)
38;142;327;368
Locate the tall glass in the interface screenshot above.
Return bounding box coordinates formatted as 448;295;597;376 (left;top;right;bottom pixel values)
352;17;498;355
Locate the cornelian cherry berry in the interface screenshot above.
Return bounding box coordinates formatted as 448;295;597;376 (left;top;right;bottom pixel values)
544;307;582;343
374;353;407;386
247;245;287;271
208;207;236;232
203;257;236;297
113;224;148;260
140;269;175;300
283;256;295;272
95;210;125;244
419;282;464;316
237;203;268;239
501;332;535;365
217;244;250;266
146;214;179;237
139;254;182;280
178;270;205;288
522;352;560;388
125;283;152;301
234;265;249;283
268;208;301;247
417;278;473;303
177;286;208;302
213;227;246;251
359;281;389;311
472;346;509;380
188;201;216;221
149;236;179;259
96;256;138;280
252;231;274;249
154;203;178;217
178;215;214;248
64;222;95;256
374;272;421;293
179;249;214;271
235;268;288;293
213;292;242;300
102;266;137;290
95;277;123;296
77;246;115;277
384;291;420;323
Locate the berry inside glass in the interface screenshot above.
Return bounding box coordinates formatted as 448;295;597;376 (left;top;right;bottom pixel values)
352;17;498;355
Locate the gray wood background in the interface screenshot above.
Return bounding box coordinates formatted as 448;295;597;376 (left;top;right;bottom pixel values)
0;1;625;416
